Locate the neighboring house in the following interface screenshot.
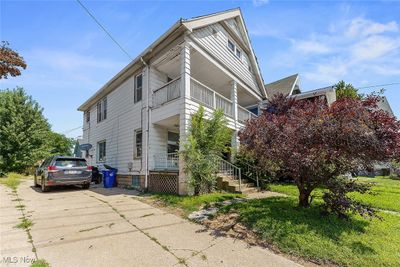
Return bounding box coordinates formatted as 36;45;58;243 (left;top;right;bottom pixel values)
263;73;337;106
78;9;266;194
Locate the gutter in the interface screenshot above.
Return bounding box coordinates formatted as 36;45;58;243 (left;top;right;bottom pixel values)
78;20;185;112
140;57;151;190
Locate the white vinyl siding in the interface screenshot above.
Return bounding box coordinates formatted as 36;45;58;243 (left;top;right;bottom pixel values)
192;23;261;95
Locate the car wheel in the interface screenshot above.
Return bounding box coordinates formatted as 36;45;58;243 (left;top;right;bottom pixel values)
41;179;49;192
82;183;90;190
34;176;40;187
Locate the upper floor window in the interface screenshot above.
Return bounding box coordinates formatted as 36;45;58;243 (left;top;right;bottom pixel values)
135;74;143;103
228;40;235;52
85;111;90;123
97;140;106;162
97;98;107;123
227;39;242;60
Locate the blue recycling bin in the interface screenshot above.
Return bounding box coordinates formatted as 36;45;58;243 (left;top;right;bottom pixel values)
102;169;117;188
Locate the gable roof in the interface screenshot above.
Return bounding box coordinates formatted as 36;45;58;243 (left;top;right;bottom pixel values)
265;74;299;98
183;8;266;97
78;8;266;111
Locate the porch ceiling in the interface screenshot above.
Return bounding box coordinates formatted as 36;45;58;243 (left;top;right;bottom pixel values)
153;115;180;132
155;47;259;107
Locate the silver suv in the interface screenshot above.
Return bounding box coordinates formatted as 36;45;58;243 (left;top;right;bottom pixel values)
34;156;92;192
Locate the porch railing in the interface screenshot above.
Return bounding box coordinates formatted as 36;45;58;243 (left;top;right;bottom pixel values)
238;106;256;123
190;77;233;117
154;152;179;170
218;157;242;191
153;77;181;107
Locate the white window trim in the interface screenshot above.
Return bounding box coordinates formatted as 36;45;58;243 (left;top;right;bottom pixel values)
134;73;143;103
96;98;107;123
227;39;242;60
134;129;142;159
97;140;106;162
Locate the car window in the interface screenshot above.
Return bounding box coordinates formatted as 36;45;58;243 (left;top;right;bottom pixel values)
54;159;87;168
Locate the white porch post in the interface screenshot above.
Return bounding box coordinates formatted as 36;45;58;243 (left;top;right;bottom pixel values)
178;40;191;195
231;80;239;160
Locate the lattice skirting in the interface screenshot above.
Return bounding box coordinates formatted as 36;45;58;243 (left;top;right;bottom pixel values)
149;172;179;194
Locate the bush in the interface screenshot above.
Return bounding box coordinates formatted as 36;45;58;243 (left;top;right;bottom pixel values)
322;176;380;220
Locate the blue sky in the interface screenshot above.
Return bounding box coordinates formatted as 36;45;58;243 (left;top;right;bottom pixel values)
1;0;399;138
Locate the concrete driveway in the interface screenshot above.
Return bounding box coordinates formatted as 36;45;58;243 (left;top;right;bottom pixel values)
0;180;301;267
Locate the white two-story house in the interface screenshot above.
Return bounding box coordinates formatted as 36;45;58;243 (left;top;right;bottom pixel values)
78;8;267;194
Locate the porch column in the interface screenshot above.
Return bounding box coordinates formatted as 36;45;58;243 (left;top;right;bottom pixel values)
178;40;191;195
231;80;239;159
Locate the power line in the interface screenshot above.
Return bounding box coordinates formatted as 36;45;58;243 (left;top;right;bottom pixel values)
76;0;133;60
61;126;82;135
356;82;400;90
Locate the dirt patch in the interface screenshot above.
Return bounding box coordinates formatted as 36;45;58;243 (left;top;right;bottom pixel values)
203;212;336;267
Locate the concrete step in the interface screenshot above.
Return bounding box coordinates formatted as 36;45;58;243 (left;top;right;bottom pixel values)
216;176;258;194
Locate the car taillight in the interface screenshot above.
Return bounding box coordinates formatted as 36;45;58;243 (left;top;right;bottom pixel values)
87;166;93;171
48;166;57;172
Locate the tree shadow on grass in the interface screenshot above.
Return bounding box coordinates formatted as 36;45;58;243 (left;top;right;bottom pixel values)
219;196;375;254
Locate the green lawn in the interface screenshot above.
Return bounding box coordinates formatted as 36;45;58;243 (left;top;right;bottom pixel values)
222;197;400;267
151;192;241;216
221;176;400;266
270;176;400;212
0;173;30;190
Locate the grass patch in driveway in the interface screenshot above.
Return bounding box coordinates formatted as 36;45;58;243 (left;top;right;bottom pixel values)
152;192;241;216
30;259;50;267
0;172;29;190
15;217;33;230
220;188;400;266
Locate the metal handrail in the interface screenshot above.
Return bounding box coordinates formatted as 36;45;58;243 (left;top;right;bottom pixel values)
240;162;261;189
218;157;242;191
153;76;181;93
154;152;179;170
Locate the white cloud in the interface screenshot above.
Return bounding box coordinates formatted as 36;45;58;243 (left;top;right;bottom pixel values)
351;35;400;61
346;18;399;38
293;40;331;54
253;0;269;7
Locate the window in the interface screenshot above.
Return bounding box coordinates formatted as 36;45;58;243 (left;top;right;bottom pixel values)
135;74;143;103
135;129;142;158
97;141;106;162
167;132;179;153
228;40;235;52
235;48;241;58
132;175;140;187
227;39;242;60
85;111;90;123
55;158;87;167
97;98;107;123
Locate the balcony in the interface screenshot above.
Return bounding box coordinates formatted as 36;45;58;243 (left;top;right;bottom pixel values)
152;76;257;124
154;152;179;171
190;77;256;123
153;77;181;108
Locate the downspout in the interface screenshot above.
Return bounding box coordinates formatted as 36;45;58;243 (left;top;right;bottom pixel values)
140;57;150;190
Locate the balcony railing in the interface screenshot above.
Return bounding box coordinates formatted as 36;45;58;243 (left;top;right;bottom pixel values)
153;77;181;108
238;106;257;123
154;152;179;171
190;77;233;117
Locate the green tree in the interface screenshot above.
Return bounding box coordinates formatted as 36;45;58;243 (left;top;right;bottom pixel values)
0;88;50;172
0;88;74;173
182;106;231;195
47;132;74;156
335;80;360;100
